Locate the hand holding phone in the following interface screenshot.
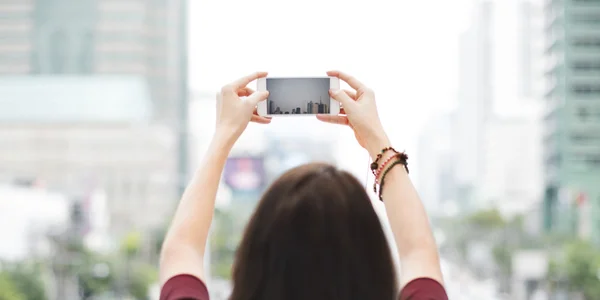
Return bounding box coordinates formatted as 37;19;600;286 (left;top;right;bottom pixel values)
256;77;340;116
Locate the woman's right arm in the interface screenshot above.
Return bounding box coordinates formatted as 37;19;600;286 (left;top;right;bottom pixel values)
317;71;444;289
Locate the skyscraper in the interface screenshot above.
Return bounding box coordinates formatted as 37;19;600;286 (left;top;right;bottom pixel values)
0;0;189;227
455;0;494;208
0;0;188;122
517;0;546;100
543;0;600;241
312;102;319;114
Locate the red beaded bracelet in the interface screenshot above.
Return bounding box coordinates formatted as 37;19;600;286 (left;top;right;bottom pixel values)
375;153;400;180
370;147;399;176
371;149;410;201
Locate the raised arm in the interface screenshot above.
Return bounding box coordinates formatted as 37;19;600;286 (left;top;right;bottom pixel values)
317;71;443;288
159;72;270;285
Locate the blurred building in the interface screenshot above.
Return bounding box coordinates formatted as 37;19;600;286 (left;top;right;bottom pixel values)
517;0;546;100
542;0;600;242
455;0;494;208
480;103;543;218
0;76;177;235
418;0;495;216
0;0;187;120
417;113;459;216
0;0;189;198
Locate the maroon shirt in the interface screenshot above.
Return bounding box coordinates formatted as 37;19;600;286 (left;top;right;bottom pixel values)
160;274;448;300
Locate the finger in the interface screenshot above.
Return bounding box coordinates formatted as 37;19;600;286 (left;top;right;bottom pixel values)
329;89;354;108
251;114;272;124
316;114;349;126
246;90;269;106
232;71;268;89
252;107;272;116
327;70;366;91
238;87;255;97
343;89;357;100
339;107;346;115
252;107;273;119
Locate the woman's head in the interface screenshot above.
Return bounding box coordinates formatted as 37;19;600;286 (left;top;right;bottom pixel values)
230;163;397;300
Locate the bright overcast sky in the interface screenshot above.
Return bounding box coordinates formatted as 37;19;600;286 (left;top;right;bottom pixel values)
189;0;472;141
188;0;531;183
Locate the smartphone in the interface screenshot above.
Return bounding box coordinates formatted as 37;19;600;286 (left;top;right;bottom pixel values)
256;77;340;116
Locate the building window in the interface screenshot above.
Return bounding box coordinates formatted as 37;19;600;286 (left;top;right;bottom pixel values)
588;156;600;166
571;61;600;71
33;0;96;74
572;84;600;95
570;132;600;143
572;37;600;48
572;14;600;24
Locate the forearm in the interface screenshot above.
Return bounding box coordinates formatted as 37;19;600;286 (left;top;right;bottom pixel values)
381;167;438;260
366;135;441;282
162;131;236;260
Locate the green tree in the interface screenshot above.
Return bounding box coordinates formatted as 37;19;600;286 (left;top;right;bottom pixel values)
562;240;600;299
0;273;25;300
128;263;158;300
122;232;142;258
6;263;47;300
465;208;505;230
210;208;245;279
78;252;114;299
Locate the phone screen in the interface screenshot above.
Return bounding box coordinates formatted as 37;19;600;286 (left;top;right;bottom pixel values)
266;78;330;115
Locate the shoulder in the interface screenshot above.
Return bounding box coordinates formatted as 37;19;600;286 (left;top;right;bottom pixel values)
399;277;448;300
160;274;210;300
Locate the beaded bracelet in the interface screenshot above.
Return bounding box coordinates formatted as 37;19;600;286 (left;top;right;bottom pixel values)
370;147;399;176
376;153;400;179
377;152;409;201
373;153;400;192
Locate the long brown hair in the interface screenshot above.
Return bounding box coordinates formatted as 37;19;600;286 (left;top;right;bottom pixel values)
230;163;397;300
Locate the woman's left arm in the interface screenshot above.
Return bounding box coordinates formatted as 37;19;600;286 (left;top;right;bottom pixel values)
159;72;270;285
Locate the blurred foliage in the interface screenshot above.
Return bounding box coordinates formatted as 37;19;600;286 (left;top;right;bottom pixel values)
561;240;600;299
464;208;506;230
0;262;46;300
210;208;245;279
117;231;157;300
128;263;158;300
121;231;142;258
492;244;513;277
0;272;25;300
0;229;157;300
78;251;114;299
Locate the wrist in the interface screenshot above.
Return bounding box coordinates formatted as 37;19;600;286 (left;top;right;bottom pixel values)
365;133;392;160
212;127;239;150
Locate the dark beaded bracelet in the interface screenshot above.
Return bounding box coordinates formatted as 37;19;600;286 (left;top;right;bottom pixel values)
370;147;399;175
378;153;409;201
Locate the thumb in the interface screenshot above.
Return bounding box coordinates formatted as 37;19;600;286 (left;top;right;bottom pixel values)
329;89;354;108
246;91;269;106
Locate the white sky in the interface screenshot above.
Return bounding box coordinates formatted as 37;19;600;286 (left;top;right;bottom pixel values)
188;0;531;183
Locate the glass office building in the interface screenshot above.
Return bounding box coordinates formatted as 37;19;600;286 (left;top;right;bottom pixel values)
543;0;600;242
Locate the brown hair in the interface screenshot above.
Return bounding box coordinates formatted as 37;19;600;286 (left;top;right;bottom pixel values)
230;163;397;300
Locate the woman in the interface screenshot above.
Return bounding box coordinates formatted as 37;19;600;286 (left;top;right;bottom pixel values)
159;71;448;300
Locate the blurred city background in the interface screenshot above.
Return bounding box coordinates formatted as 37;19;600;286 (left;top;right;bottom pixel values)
0;0;598;299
